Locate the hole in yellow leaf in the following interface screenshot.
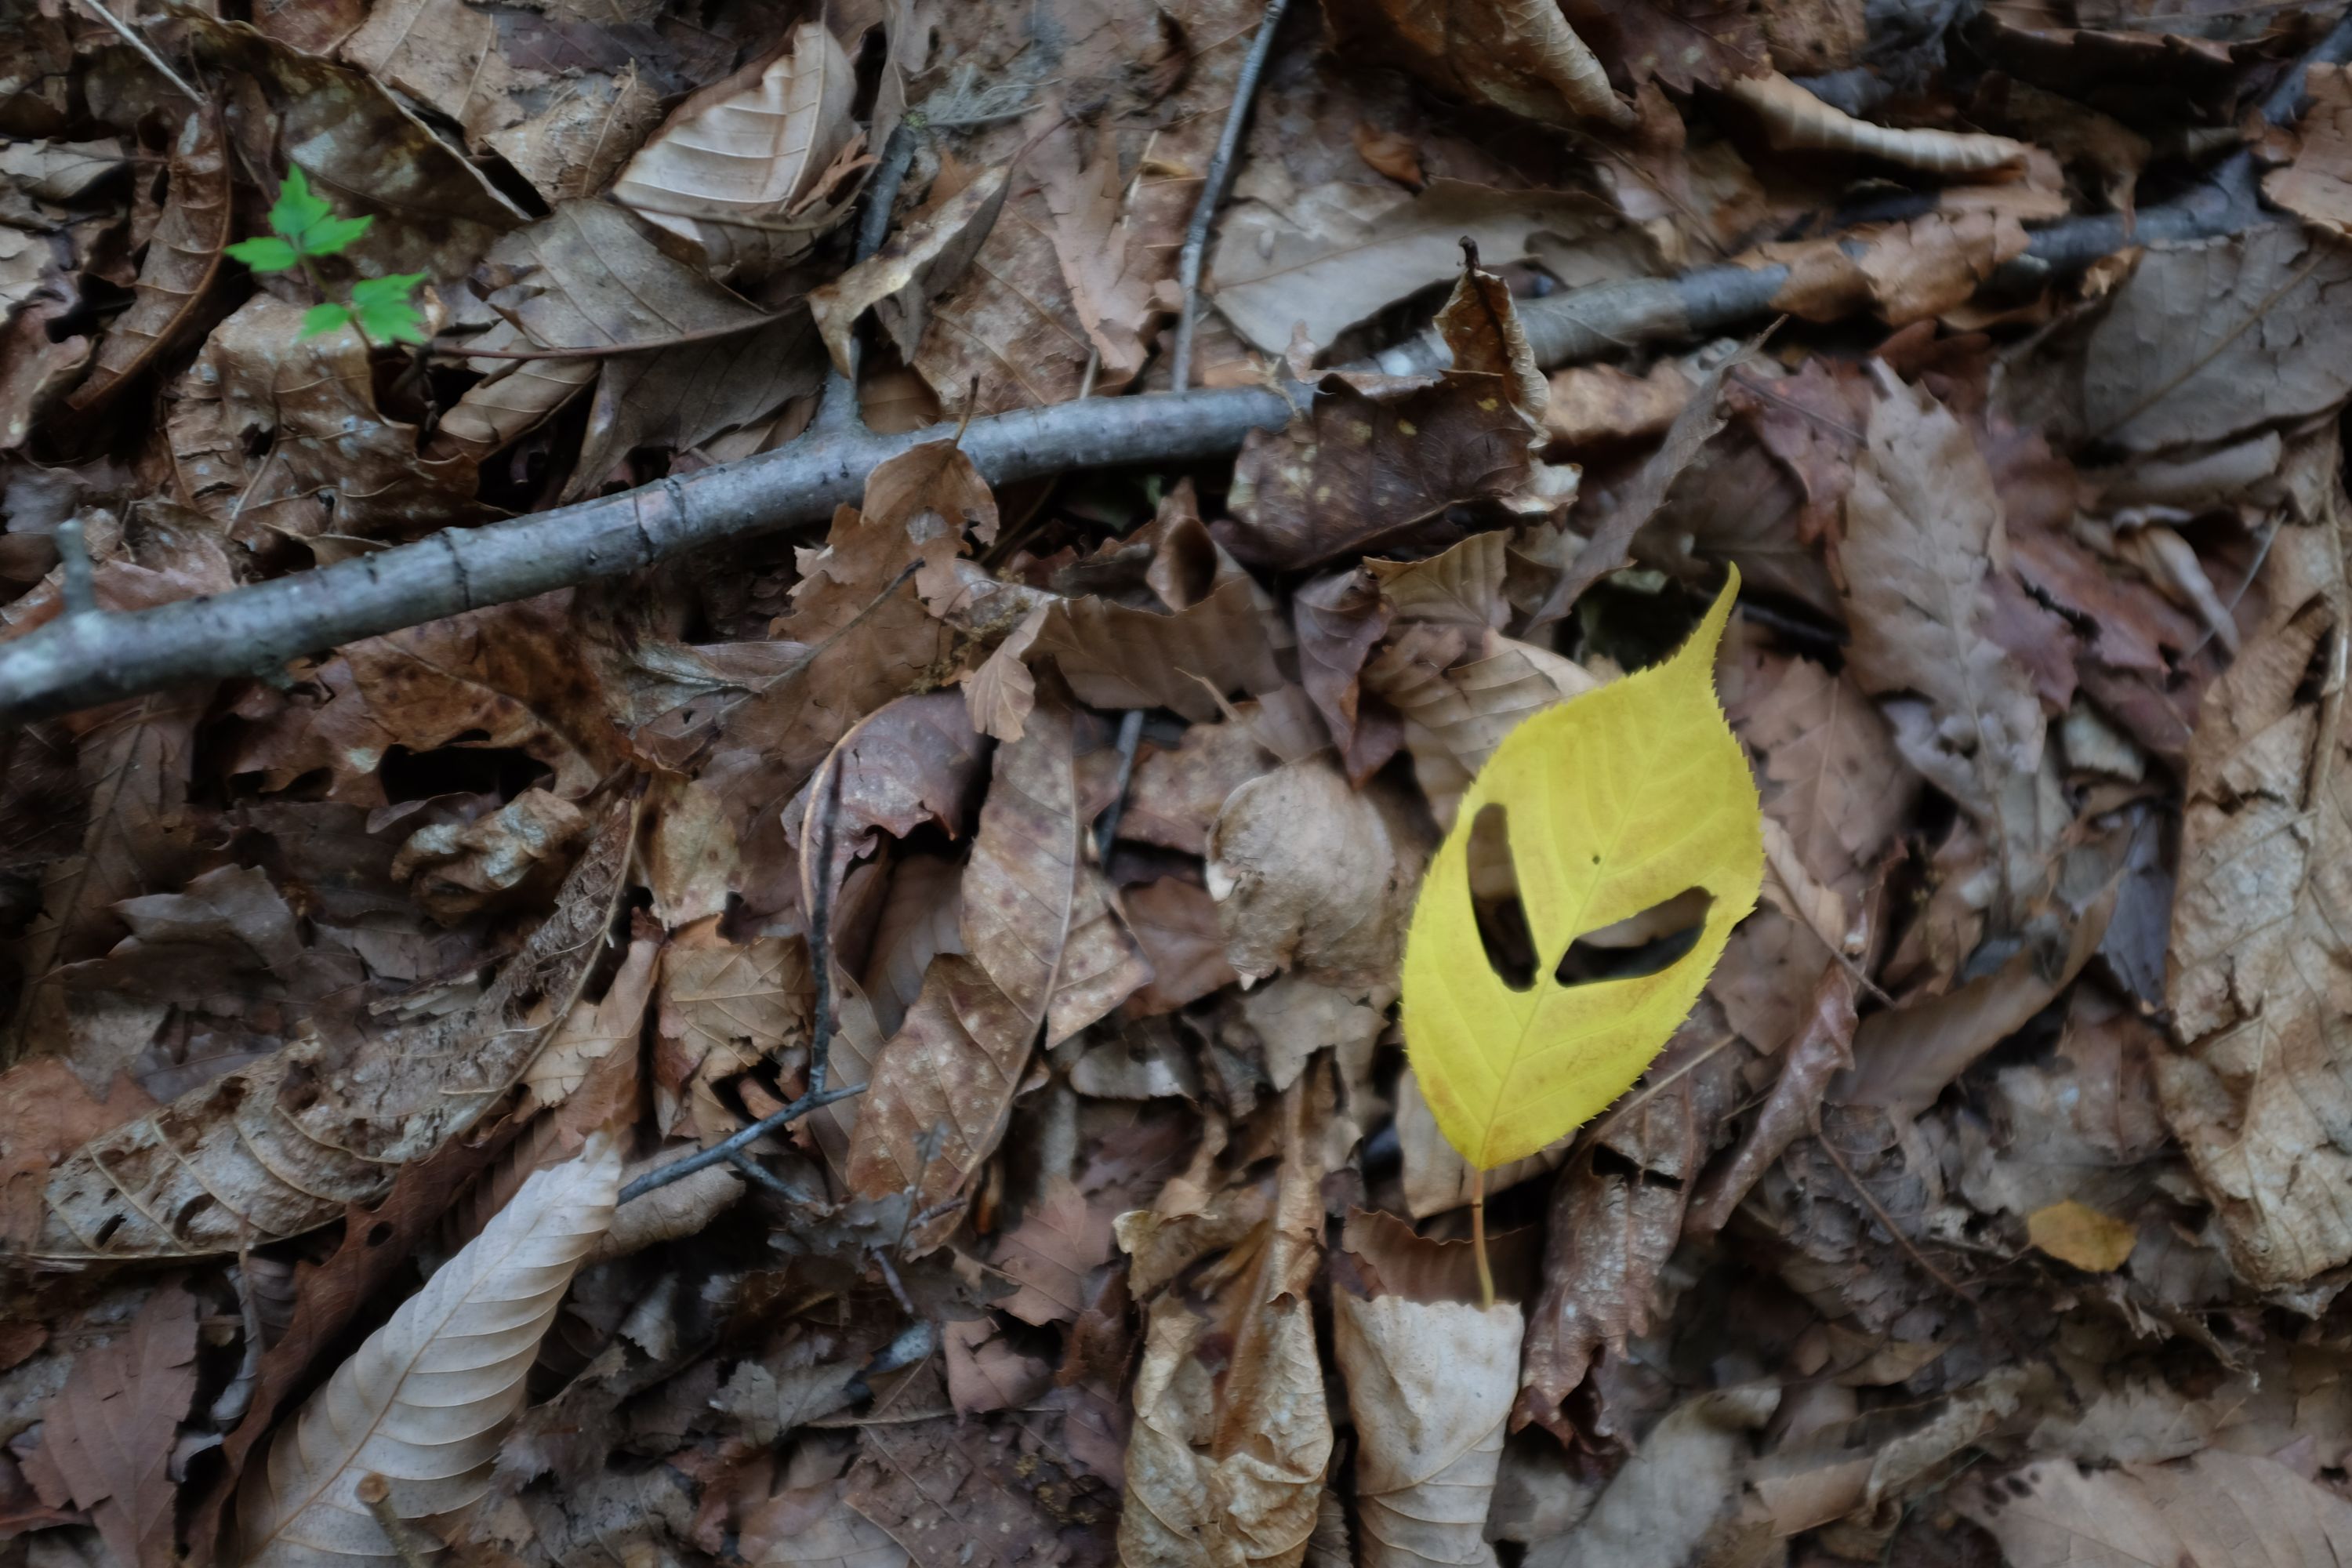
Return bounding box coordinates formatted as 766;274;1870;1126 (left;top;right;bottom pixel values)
1466;804;1536;992
1556;888;1712;987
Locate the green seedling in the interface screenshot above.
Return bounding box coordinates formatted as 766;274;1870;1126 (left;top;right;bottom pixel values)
225;166;426;344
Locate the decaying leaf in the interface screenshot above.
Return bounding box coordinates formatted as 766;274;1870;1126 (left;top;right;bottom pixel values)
26;797;633;1261
1957;1449;2352;1566
236;1139;621;1568
960;691;1151;1044
67;109;228;412
1401;575;1760;1170
2158;513;2352;1287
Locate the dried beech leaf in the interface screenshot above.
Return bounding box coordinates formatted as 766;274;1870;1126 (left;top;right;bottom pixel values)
1728;73;2029;171
236;1139;621;1568
1033;578;1287;724
27;798;633;1261
1334;1288;1521;1568
1363;626;1599;829
844;955;1032;1247
809;167;1008;376
1120;1087;1332;1568
525;933;662;1110
612;21;860;281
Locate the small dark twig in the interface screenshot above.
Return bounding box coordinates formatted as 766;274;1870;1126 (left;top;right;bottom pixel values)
1094;709;1147;862
727;1149;815;1201
815;122;922;434
1170;0;1291;392
617;1083;865;1204
355;1475;434;1568
804;754;843;1097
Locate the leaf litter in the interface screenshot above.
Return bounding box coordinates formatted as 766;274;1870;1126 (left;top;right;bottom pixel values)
10;1;2352;1566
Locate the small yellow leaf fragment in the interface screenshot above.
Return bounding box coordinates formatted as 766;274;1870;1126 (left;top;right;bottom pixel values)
2027;1199;2138;1272
1401;570;1763;1171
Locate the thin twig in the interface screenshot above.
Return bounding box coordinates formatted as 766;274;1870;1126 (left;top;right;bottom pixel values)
1169;0;1290;393
616;1083;865;1204
802;751;843;1096
815;121;923;434
67;0;205;103
354;1475;434;1568
1094;708;1147;862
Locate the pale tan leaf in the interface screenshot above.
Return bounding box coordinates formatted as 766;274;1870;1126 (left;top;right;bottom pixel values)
2158;514;2352;1287
2264;64;2352;234
959;692;1149;1044
1727;72;2028;171
610;22;860;280
1956;1449;2352;1567
1536;1389;1777;1568
1334;1290;1521;1568
524;935;661;1110
27;800;634;1261
1241;975;1391;1094
236;1139;622;1568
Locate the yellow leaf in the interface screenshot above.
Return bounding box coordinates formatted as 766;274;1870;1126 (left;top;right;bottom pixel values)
2026;1199;2137;1272
1401;571;1762;1170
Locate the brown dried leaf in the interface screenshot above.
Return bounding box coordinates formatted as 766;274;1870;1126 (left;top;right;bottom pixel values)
20;1280;197;1568
654;931;812;1138
1223;264;1567;572
994;1175;1119;1328
1726;648;1915;905
67;107;227;412
1839;374;2049;893
2266;64;2352;234
2158;514;2352;1287
960;691;1149;1044
1123;877;1240;1016
1033;575;1287;724
1513;1054;1705;1440
1120;1085;1332;1568
2084;225;2352;452
189;18;528;285
1360;625;1598;829
809;166;1008;376
1319;0;1628;126
169;295;477;546
844;956;1031;1246
611;22;860;281
1293;568;1396;784
525;933;662;1110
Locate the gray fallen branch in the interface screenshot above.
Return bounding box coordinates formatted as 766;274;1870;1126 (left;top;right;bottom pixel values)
5;11;2348;724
